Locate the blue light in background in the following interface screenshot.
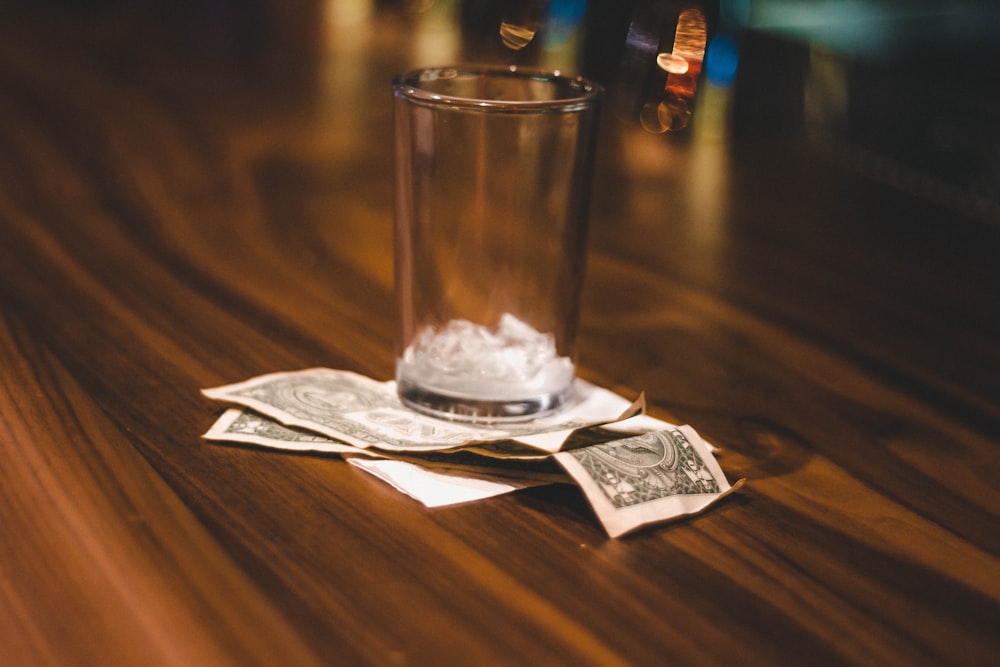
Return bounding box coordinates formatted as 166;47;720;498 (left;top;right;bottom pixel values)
549;0;586;25
705;33;739;87
547;0;587;43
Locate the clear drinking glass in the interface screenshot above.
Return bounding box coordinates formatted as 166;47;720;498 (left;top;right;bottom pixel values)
393;65;603;422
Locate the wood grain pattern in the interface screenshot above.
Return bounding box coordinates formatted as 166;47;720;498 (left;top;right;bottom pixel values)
1;2;998;665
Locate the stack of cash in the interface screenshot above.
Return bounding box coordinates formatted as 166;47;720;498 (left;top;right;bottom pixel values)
202;368;743;538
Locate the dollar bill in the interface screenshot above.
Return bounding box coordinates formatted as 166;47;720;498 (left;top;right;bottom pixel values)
204;407;567;484
203;407;376;456
554;426;744;538
201;368;642;453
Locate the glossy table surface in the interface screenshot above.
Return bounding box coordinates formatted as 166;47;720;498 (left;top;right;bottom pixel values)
1;2;998;665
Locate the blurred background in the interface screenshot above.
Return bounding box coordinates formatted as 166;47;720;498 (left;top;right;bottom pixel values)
9;0;1000;225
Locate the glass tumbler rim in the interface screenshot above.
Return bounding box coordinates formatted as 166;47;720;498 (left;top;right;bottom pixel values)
392;65;603;112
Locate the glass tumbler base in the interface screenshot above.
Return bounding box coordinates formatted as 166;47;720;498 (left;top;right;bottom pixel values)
397;381;568;424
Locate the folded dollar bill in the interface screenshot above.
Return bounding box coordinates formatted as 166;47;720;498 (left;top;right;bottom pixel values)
202;368;642;453
554;426;743;538
204;407;570;485
203;407;376;456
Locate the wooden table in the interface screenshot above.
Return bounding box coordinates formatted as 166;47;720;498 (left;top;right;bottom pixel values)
2;2;997;665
